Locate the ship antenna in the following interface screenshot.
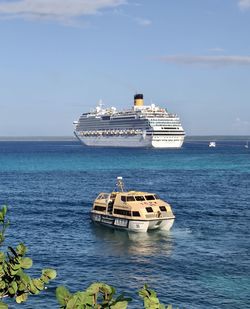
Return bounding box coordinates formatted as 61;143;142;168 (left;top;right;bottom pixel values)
98;99;103;108
116;176;125;192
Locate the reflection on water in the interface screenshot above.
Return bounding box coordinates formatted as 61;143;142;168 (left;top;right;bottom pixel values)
91;224;174;257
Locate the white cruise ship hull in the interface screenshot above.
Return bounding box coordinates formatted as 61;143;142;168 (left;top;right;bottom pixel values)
75;132;184;148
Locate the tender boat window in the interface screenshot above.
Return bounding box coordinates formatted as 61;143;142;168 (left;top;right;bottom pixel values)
146;207;153;213
114;209;131;216
97;193;109;199
94;205;106;212
135;196;145;201
132;211;140;217
145;195;155;201
154;194;160;199
121;196;126;202
127;196;135;202
159;206;167;211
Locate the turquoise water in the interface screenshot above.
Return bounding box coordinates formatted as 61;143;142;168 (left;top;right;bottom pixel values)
0;141;249;308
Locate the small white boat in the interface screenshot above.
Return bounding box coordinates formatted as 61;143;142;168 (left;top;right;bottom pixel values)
244;141;249;149
91;177;175;233
209;141;216;147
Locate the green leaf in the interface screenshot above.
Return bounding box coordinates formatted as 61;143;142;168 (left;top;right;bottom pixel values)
139;288;149;298
28;281;39;295
85;282;103;295
0;252;5;263
18;269;31;285
1;206;7;217
16;244;27;256
18;282;27;292
110;301;128;309
11;281;18;294
32;279;44;291
9;262;21;276
77;291;93;306
41;274;49;284
0;281;6;290
16;293;28;304
100;283;114;295
8;287;15;296
20;257;33;269
65;295;80;309
42;268;57;280
56;286;72;306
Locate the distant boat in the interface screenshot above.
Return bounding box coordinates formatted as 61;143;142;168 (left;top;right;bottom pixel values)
209;142;216;147
245;141;249;149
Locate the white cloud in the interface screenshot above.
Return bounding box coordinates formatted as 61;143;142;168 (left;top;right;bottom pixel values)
238;0;250;10
0;0;126;24
113;9;152;27
135;17;152;27
158;55;250;66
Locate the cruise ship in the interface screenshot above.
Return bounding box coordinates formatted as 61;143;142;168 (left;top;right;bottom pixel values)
74;94;185;148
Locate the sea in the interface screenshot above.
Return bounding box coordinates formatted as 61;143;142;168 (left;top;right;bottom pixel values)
0;138;249;308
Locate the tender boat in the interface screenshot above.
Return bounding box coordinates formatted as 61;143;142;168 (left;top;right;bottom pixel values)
91;177;175;232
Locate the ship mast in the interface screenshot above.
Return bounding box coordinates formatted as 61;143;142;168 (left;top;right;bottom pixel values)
116;176;124;192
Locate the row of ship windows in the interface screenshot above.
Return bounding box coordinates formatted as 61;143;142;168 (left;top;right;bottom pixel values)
149;122;180;126
79;118;147;123
97;194;160;202
77;130;143;137
77;124;149;129
153;138;182;141
94;205;167;216
78;126;147;129
79;119;180;125
77;130;182;135
121;194;159;202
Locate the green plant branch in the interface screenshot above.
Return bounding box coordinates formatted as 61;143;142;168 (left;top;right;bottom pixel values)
0;206;56;308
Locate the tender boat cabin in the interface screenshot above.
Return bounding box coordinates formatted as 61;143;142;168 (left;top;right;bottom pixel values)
91;177;175;232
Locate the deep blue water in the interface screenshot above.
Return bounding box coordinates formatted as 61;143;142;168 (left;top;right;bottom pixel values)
0;140;249;308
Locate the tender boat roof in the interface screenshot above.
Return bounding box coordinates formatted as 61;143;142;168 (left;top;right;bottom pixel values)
121;191;156;195
97;191;158;196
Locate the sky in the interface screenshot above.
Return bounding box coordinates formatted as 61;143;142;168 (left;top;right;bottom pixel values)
0;0;250;136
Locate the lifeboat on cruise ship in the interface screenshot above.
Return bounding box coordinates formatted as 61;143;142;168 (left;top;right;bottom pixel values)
91;177;175;232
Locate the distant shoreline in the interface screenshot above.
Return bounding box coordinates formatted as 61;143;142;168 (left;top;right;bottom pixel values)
0;135;249;142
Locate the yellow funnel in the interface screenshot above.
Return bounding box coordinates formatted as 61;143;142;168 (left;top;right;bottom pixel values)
134;94;144;107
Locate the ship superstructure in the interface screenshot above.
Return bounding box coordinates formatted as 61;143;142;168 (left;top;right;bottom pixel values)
74;94;185;148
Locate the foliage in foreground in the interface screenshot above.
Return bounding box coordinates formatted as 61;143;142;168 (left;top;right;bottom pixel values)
0;206;57;308
1;205;176;308
139;285;174;309
56;282;131;309
56;283;175;308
